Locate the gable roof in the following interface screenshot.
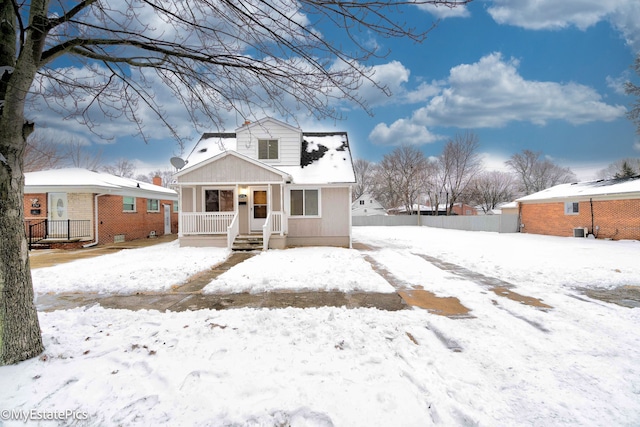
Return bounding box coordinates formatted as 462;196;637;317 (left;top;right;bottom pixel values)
173;149;292;182
176;119;356;185
25;168;178;200
516;175;640;203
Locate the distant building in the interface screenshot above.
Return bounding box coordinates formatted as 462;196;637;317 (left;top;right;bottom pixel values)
352;193;386;216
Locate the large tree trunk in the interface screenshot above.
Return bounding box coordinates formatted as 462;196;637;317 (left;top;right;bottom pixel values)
0;138;44;365
0;0;48;365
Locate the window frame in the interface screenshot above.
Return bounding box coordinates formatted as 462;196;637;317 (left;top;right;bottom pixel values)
147;199;160;212
202;187;235;212
123;196;136;212
258;139;279;161
290;188;321;218
564;201;580;215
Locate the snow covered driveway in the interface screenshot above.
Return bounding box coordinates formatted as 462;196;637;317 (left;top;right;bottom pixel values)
2;226;639;426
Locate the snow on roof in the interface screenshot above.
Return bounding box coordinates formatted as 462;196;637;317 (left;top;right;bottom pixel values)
25;168;177;199
180;131;355;185
278;133;355;184
183;133;237;170
517;176;640;202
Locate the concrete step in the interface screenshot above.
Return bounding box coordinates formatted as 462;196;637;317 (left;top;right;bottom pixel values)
232;235;263;251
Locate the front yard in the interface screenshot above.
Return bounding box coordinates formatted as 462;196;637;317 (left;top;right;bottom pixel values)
2;227;639;426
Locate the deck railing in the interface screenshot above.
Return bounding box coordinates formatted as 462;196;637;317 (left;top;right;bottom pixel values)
24;219;92;250
181;212;235;235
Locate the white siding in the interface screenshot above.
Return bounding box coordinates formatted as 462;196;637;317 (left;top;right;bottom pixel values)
177;155;284;183
235;119;301;166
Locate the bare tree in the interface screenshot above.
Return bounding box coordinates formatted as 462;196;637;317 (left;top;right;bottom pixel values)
506;150;577;196
61;139;103;171
352;158;375;201
626;54;640;135
596;158;640;179
374;145;429;214
24;135;65;172
0;0;471;364
439;131;482;214
103;158;136;178
467;171;515;214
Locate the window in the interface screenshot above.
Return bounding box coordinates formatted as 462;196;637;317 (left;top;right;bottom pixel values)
173;201;179;213
205;189;234;212
258;139;278;160
123;196;136;212
359;200;365;205
564;202;579;215
147;199;160;212
291;189;319;216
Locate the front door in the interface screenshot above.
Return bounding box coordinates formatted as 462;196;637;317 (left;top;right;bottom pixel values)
48;192;68;237
250;187;268;232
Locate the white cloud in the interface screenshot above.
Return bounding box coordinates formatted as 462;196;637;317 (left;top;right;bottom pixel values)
634;140;640;152
369;119;444;146
415;52;626;128
369;52;627;146
418;3;471;19
358;61;411;107
606;73;630;95
487;0;640;51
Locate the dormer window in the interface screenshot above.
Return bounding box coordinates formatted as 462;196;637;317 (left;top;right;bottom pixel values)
258;139;279;160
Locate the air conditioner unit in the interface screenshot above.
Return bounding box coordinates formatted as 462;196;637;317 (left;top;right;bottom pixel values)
573;227;588;238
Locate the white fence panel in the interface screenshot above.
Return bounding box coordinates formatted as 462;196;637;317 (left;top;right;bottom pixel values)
352;214;519;233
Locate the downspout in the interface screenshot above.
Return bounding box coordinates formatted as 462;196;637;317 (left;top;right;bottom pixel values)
83;193;107;248
348;185;353;248
590;198;595;237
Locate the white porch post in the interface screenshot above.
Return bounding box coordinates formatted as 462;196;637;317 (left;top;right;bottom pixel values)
178;186;183;237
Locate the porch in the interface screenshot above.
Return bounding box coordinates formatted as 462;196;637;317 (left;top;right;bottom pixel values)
179;210;286;250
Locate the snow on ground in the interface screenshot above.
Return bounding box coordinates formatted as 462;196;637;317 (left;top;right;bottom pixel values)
2;226;640;426
203;247;395;294
31;241;229;294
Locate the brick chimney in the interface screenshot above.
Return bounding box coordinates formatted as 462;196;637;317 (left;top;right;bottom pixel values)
152;176;162;186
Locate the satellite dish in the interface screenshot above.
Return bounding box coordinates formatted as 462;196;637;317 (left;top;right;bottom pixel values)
170;157;186;170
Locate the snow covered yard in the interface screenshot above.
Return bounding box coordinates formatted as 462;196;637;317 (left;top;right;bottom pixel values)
2;226;639;426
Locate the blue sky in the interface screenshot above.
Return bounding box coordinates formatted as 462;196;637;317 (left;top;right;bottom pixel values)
31;0;640;180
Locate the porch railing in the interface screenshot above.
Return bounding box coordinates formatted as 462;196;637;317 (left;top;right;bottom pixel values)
25;219;92;250
181;212;235;235
227;213;239;249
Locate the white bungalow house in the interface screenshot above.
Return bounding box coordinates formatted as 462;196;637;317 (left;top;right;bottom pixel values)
351;193;386;216
172;117;356;250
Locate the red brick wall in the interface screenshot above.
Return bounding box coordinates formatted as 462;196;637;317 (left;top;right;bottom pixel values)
24;193;178;246
520;198;640;240
97;195;178;245
452;203;477;216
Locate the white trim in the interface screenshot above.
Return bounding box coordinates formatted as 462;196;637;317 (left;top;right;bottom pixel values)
289;188;321;218
201;186;236;213
257;138;280;162
174;150;292;181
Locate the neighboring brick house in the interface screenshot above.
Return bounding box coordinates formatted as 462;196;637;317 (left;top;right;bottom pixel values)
24;168;178;249
516;176;640;240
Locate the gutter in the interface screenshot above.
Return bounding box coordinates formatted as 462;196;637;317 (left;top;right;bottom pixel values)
83;193;107;248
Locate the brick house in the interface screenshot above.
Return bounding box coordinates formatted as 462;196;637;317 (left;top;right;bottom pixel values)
24;168;178;249
516;176;640;240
